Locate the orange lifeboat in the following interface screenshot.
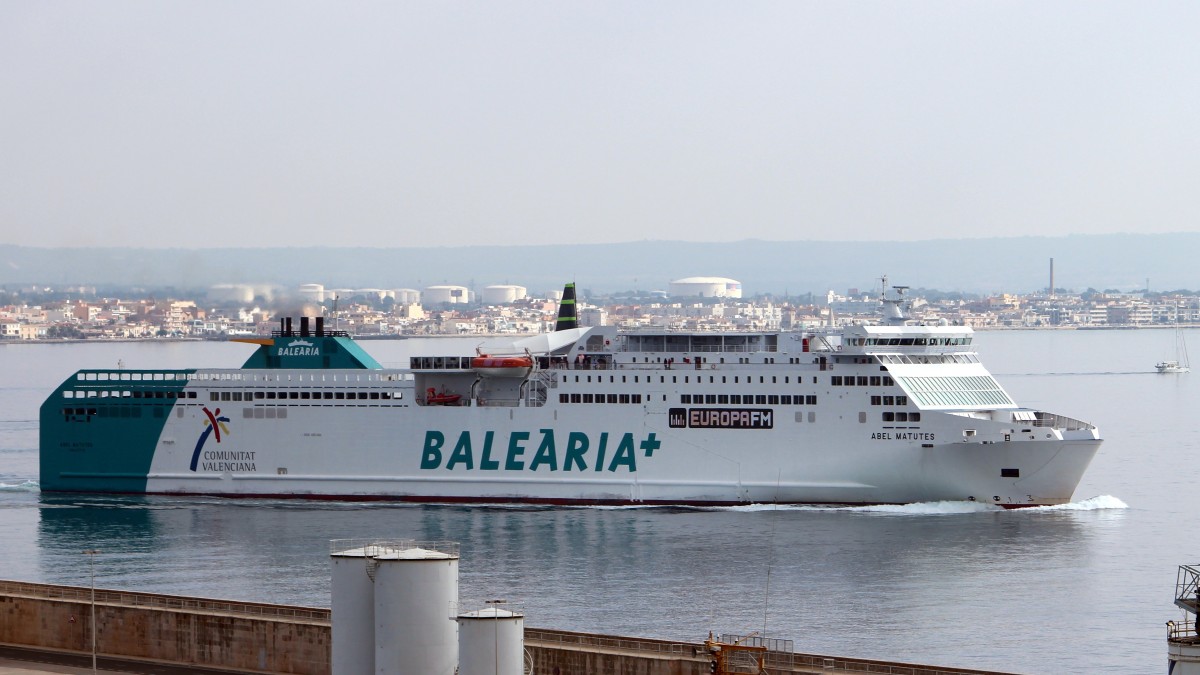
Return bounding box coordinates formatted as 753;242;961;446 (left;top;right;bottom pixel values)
425;387;462;405
471;355;533;378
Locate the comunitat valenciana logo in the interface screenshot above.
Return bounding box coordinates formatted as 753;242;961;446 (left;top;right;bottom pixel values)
189;406;231;471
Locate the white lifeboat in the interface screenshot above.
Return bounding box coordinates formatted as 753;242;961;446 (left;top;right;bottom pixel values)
471;355;533;378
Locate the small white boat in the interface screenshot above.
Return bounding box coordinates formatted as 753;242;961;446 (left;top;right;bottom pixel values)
1157;326;1190;373
1156;360;1189;374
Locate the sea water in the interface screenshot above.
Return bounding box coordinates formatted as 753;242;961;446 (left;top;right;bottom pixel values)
1;329;1196;674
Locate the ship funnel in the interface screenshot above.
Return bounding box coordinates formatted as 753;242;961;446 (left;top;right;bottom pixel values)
315;316;324;336
300;316;310;337
555;282;578;332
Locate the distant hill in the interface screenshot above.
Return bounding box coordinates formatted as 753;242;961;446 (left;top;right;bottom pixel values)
0;233;1195;296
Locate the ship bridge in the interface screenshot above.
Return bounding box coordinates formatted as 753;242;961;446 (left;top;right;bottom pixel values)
838;324;974;354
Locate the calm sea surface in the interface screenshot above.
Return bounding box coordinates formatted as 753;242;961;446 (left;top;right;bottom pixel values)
1;330;1196;674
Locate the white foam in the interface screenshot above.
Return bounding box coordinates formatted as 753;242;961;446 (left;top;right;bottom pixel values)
0;480;39;493
725;501;1002;514
843;500;1004;515
1023;495;1129;512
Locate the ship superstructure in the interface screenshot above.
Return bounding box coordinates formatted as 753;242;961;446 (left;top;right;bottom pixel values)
39;284;1102;506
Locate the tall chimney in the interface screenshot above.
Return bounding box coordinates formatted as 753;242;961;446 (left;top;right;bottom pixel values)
1049;258;1055;297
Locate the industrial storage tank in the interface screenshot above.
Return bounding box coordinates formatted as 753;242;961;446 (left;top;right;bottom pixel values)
355;288;393;302
327;288;355;303
373;543;460;675
330;540;394;675
424;285;469;305
669;276;742;298
480;285;527;305
207;284;255;304
393;288;421;304
298;283;325;303
456;605;525;675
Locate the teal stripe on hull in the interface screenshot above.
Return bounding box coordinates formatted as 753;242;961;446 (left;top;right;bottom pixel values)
39;370;193;494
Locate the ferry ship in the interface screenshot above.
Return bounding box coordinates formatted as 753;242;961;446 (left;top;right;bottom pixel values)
39;283;1102;507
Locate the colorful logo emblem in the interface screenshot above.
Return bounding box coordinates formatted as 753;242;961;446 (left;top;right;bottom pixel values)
189;406;231;471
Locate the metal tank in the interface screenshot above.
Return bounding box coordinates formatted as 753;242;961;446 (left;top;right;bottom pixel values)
298;283;325;303
424;285;469;304
456;604;525;675
373;542;460;675
481;285;527;304
330;540;397;675
393;288;421;304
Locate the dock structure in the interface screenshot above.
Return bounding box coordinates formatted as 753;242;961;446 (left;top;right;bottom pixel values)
1169;564;1200;674
0;580;1017;675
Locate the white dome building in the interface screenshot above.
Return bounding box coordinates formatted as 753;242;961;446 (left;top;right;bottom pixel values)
481;285;527;304
424;285;470;304
669;277;743;298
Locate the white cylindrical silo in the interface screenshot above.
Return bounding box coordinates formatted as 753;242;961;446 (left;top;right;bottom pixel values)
394;288;421;304
456;606;525;675
330;541;379;675
373;543;460;675
481;285;527;305
299;283;325;303
424;285;469;304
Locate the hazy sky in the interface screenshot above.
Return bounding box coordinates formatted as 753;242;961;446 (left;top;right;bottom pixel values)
3;2;1198;248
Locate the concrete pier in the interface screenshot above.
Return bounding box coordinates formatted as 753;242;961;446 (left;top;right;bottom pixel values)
0;580;1015;675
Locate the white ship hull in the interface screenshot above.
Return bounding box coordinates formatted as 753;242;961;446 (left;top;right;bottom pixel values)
132;366;1098;507
40;285;1103;507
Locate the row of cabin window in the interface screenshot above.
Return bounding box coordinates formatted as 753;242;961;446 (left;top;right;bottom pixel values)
882;412;921;422
77;372;185;381
63;390;197;399
572;374;817;385
830;376;895;387
559;393;644;404
209;390;403;402
681;394;818;405
869;395;909;406
854;337;970;346
62;406;162;420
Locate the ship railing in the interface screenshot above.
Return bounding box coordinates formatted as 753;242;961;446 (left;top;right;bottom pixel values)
477;396;522;407
714;633;796;670
620;345;779;353
329;539;460;558
269;329;349;338
1168;618;1198;642
1030;411;1095;431
523;627;695;657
